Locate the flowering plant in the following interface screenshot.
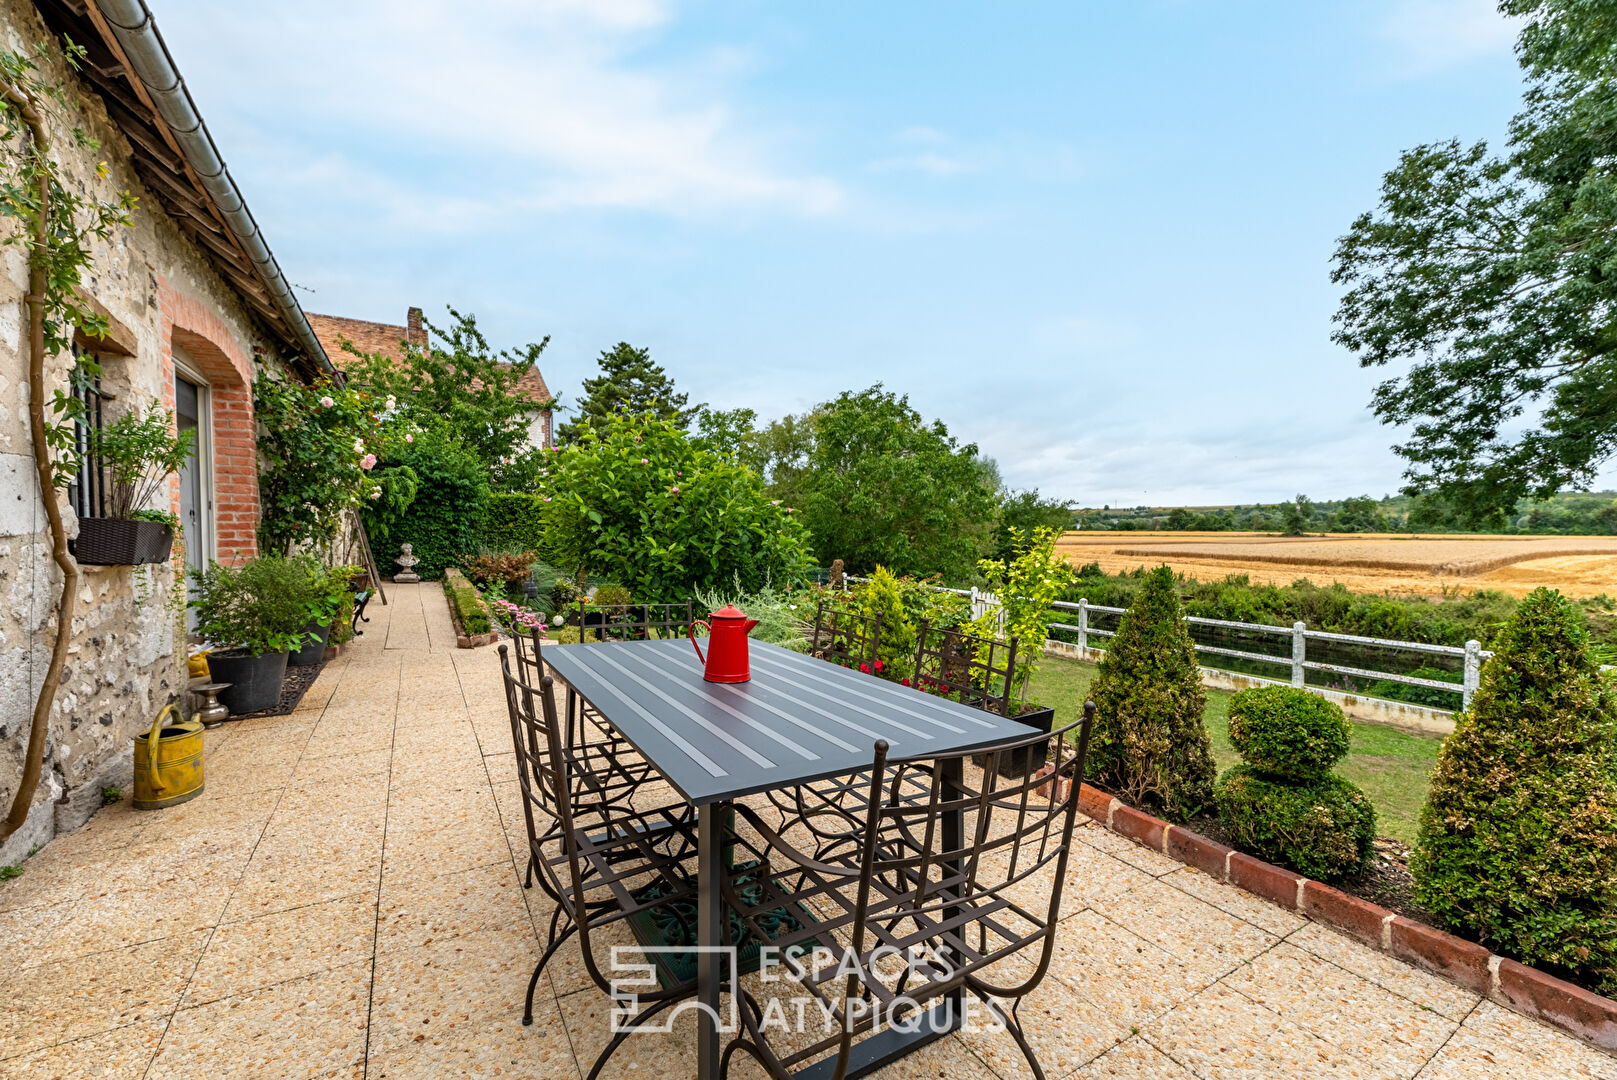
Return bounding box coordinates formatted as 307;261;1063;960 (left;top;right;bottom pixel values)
488;595;549;635
254;375;418;553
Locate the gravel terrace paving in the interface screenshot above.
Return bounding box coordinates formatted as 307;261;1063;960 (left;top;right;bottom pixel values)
3;583;1614;1079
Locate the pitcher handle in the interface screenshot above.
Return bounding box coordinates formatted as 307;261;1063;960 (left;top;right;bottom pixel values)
689;619;711;665
147;702;176;797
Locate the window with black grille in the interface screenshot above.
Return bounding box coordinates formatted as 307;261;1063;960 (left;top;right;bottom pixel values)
66;346;106;520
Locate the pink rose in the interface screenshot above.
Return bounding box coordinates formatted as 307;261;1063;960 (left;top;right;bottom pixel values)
640;458;649;465
360;453;377;470
319;396;335;408
405;433;414;443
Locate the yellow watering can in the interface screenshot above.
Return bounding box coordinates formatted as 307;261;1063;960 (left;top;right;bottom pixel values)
133;704;205;810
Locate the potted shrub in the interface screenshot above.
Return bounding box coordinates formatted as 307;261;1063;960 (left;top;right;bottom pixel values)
289;561;359;667
190;555;325;713
73;404;195;565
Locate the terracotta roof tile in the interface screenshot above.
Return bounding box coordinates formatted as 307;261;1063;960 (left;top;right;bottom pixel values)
306;309;550;405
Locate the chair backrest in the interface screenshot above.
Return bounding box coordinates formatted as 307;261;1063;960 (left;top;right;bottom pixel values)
578;598;695;643
497;646;571;890
735;704;1095;1077
508;622;546;682
912;618;1019;717
809;596;882;671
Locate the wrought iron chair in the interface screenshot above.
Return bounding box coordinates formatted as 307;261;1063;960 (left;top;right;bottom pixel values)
499;649;710;1077
505;627;667;849
912;618;1020;718
717;704;1096;1080
808;595;882;672
578;598;696;643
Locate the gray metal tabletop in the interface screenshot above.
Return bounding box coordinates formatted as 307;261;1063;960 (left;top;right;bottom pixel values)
539;636;1037;805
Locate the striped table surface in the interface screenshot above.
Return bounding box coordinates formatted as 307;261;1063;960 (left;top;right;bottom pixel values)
539;637;1038;805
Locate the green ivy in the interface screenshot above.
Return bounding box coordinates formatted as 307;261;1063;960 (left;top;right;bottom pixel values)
364;429;489;580
484;493;548;552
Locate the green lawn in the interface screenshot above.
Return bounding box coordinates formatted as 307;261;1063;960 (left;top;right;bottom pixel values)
1029;655;1444;844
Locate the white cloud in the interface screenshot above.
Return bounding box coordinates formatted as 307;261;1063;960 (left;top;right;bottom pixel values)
1379;0;1521;75
865;128;1083;181
158;0;840;218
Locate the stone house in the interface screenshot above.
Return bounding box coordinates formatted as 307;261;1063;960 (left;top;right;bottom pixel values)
0;0;335;863
308;306;556;450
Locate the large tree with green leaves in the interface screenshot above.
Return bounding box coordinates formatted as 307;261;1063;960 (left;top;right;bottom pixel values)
1332;0;1617;526
338;307;549;478
557;342;697;445
800;385;999;581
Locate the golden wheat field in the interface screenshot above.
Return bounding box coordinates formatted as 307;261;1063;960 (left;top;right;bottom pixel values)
1056;532;1617;598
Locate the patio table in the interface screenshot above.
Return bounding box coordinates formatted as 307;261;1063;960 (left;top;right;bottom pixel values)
540;636;1039;1080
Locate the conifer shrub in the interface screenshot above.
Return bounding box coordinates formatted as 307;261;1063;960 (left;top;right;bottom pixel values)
1226;685;1351;782
859;566;916;681
1087;565;1217;820
1215;768;1376;880
1411;588;1617;994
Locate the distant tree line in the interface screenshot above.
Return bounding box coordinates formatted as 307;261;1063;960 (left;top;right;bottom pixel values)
1076;491;1617;536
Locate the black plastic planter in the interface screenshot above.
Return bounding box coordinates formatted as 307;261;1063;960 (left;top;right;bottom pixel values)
289;621;333;667
974;704;1058;778
207;650;288;715
74;519;174;566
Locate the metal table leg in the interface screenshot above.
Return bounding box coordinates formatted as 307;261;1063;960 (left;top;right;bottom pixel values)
696;801;727;1080
941;756;963;1027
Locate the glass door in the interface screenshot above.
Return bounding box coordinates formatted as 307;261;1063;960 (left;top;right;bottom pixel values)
175;374;209;614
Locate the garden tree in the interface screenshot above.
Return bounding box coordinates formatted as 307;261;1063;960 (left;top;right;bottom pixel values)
338;306;550;479
0;41;136;842
1333;0;1617;525
1411;588;1617;993
1086;565;1218;820
556;342;697;445
991;489;1073;562
536;414;812;602
799;385;999;581
750;410;820;509
692;406;759;464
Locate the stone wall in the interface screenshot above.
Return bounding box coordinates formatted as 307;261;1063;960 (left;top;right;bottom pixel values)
0;0;295;864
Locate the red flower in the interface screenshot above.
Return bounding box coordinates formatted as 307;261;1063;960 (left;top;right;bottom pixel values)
859;663;871;674
900;677;912;687
874;660;884;672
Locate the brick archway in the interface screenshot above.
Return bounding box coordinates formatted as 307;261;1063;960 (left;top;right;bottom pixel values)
157;278;259;562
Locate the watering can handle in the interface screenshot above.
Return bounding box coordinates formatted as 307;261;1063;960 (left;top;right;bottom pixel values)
146;703;177;797
689;620;711;665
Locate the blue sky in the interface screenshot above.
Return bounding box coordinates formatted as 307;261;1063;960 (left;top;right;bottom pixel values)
151;0;1577;506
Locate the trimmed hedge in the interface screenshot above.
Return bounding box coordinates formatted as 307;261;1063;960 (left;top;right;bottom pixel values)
485;492;548;553
1226;686;1350;783
1215;767;1377;880
1412;588;1617;995
443;567;491;635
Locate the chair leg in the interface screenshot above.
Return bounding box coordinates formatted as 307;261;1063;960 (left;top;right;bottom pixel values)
977;993;1046;1080
584;992;690;1080
523;907;576;1026
524;853;535;888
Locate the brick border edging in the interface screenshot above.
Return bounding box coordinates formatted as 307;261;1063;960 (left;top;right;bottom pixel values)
1077;783;1617;1053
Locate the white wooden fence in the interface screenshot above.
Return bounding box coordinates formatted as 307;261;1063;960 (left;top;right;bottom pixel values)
845;575;1484;708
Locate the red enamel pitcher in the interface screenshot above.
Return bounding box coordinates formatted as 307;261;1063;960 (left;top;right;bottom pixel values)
689;604;760;683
